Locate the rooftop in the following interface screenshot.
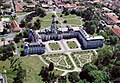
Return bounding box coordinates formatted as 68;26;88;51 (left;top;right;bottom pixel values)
112;26;120;37
0;21;4;32
11;20;21;32
104;13;120;24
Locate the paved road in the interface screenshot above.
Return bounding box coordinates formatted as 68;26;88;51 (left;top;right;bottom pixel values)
0;33;15;41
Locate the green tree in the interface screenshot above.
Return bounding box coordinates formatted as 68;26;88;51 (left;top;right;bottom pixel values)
68;72;80;83
109;36;119;45
97;46;113;66
20;19;26;28
80;63;98;82
34;19;41;30
48;62;54;71
88;70;109;83
13;68;26;83
1;38;5;46
110;66;120;79
35;7;46;17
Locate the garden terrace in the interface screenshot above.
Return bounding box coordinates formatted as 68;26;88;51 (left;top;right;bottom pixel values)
42;53;74;70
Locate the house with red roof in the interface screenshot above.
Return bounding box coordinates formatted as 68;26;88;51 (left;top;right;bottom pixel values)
11;20;21;32
0;41;9;46
101;13;120;24
15;2;26;12
112;26;120;38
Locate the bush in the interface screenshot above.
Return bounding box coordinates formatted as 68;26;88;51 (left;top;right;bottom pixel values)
63;20;67;23
60;15;63;17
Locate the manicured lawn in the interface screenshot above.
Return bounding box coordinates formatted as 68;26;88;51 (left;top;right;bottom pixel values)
33;13;54;29
41;21;51;29
62;14;76;19
0;16;12;20
49;42;61;51
43;13;54;19
67;41;78;49
66;19;81;25
71;51;93;68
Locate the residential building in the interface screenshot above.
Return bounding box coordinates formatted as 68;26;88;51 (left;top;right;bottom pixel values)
112;26;120;38
11;20;21;32
100;12;120;24
0;41;9;46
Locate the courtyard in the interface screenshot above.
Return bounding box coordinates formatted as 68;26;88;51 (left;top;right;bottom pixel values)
66;40;79;49
49;42;61;51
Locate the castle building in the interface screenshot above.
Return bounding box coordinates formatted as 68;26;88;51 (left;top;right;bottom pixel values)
24;42;45;55
28;18;104;50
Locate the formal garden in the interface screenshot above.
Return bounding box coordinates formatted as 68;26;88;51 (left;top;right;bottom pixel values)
66;40;79;49
49;42;61;51
70;51;94;68
42;53;74;70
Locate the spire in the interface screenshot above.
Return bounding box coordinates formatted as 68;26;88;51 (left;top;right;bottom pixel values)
51;18;57;33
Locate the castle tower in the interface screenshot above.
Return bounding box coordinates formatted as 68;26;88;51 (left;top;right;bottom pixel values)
50;18;58;33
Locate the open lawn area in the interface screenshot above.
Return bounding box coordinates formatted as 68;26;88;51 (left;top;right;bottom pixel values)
41;21;51;29
33;13;54;29
67;41;78;49
65;19;82;25
49;42;61;51
0;56;63;83
57;13;76;19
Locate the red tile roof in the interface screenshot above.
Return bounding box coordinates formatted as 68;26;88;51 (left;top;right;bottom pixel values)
77;6;86;9
112;26;120;37
26;4;35;8
64;4;73;8
11;20;21;32
0;41;9;46
104;13;120;24
71;4;77;7
16;5;23;12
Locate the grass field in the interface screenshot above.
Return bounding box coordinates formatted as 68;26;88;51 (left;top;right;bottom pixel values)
67;41;78;49
57;13;76;19
0;56;63;83
66;19;81;25
34;13;54;29
49;42;61;51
